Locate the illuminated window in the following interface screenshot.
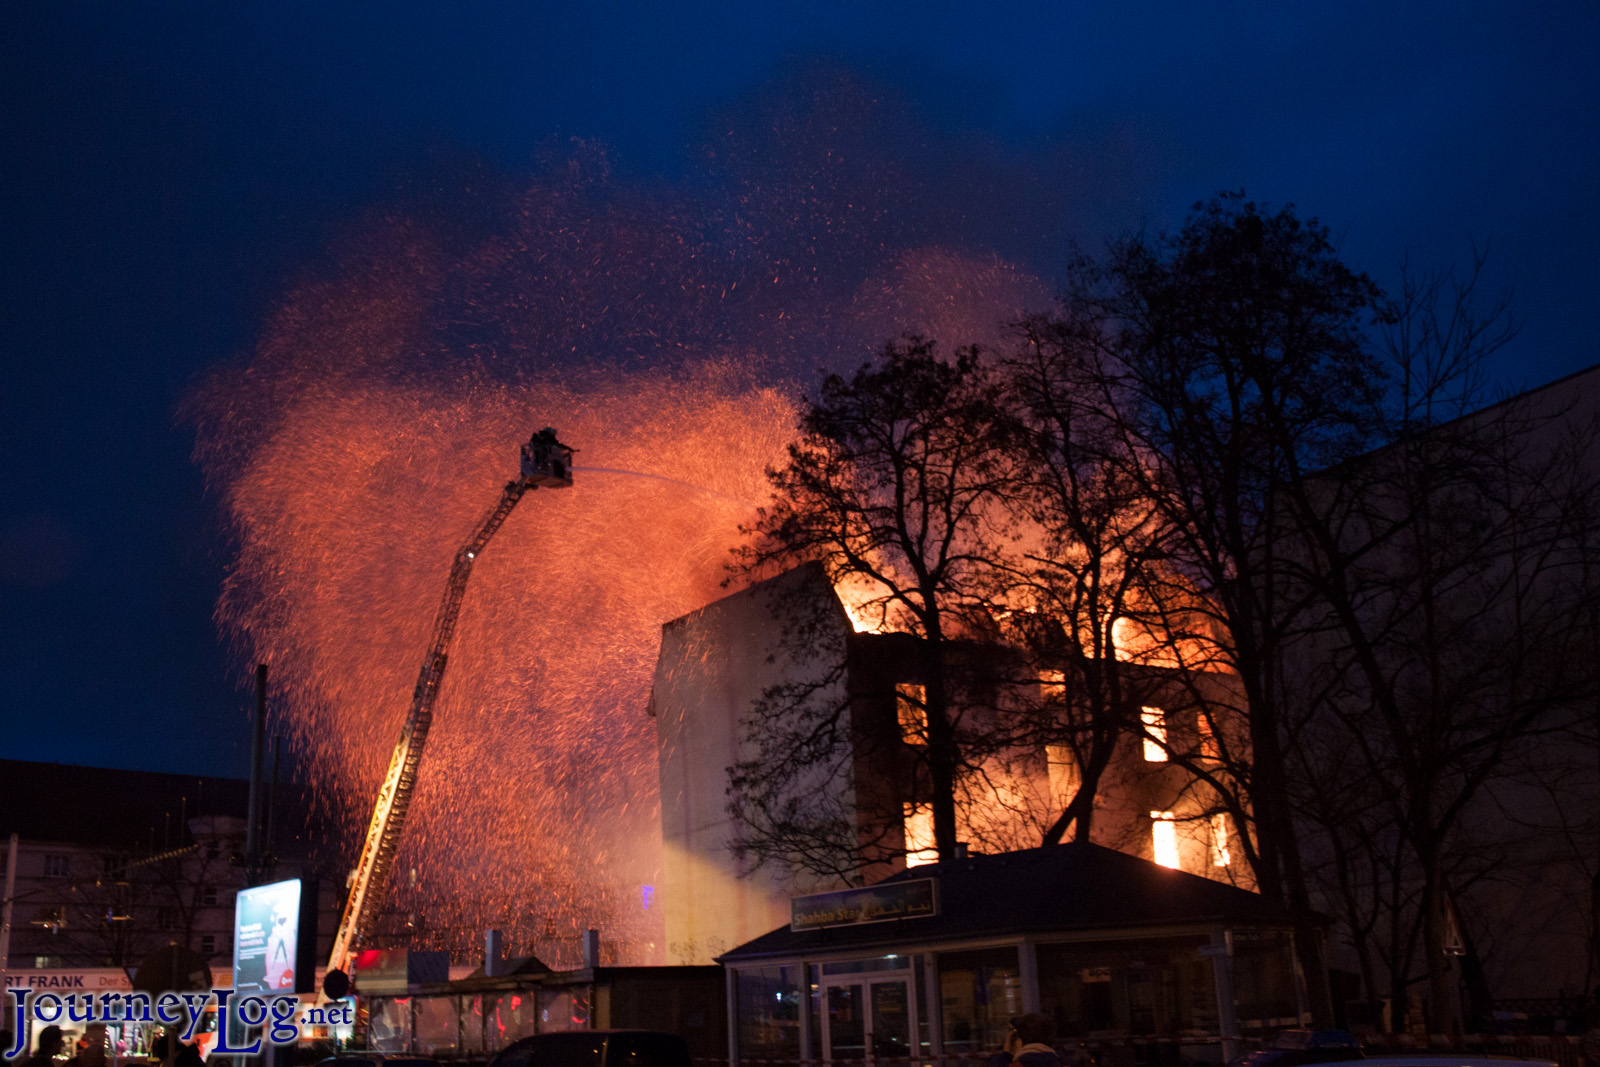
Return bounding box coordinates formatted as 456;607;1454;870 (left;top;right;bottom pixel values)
1042;674;1077;812
1141;707;1168;762
903;804;937;867
1198;714;1221;760
1150;811;1179;869
1112;617;1139;660
1211;813;1232;867
1045;745;1077;812
896;684;927;745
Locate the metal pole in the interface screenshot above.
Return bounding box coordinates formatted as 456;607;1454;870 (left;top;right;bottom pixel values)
1207;928;1241;1063
1018;938;1040;1014
245;664;268;882
265;734;281;868
1;832;18;981
724;967;739;1067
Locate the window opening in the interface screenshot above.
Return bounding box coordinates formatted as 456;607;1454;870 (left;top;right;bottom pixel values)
1150;811;1179;869
1141;707;1168;762
1045;745;1077;813
1211;813;1232;867
896;684;927;745
902;804;937;867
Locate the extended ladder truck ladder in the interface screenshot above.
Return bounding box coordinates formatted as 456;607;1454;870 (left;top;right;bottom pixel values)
325;428;574;983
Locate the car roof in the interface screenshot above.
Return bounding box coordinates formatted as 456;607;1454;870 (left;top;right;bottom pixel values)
1321;1058;1556;1067
505;1031;684;1039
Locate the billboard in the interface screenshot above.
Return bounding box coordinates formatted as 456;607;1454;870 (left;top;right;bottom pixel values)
233;877;317;994
790;878;937;931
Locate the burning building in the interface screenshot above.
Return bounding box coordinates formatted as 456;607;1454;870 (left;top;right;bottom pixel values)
650;561;1252;965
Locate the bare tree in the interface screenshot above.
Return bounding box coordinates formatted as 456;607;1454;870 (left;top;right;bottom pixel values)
729;337;1022;870
723;204;1600;1031
1034;193;1394;1023
1279;253;1600;1031
1001;314;1177;847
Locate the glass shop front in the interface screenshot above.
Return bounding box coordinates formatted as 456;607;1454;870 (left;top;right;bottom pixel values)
726;929;1302;1067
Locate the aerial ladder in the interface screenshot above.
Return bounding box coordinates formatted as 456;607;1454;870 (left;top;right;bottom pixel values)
324;428;574;985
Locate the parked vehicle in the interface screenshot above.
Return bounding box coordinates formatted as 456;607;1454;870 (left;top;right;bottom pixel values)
311;1054;444;1067
1231;1030;1364;1067
486;1031;691;1067
1325;1059;1556;1067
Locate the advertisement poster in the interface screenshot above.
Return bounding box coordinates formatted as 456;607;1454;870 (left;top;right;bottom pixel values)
233;878;302;994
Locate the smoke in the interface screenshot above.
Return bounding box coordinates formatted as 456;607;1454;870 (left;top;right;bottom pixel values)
189;64;1053;963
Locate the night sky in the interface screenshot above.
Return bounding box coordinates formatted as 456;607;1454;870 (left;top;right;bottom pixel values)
3;4;1597;778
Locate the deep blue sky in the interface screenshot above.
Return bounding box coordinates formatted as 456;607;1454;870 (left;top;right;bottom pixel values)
3;3;1596;777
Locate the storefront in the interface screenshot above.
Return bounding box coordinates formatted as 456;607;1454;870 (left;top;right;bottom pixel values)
720;844;1312;1067
360;960;726;1061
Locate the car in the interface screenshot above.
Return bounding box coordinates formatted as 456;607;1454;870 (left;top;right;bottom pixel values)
1230;1030;1364;1067
311;1054;445;1067
485;1031;691;1067
1325;1059;1556;1067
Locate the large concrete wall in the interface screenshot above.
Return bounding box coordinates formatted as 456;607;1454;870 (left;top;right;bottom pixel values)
651;562;854;964
1288;363;1600;1001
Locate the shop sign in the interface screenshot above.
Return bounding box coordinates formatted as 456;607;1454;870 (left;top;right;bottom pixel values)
2;968;235;992
790;879;937;931
2;969;131;992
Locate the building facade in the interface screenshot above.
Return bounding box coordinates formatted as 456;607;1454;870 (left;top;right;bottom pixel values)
720;845;1306;1067
651;564;1252;966
0;760;340;981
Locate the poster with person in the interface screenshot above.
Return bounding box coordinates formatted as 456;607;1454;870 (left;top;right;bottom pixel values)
232;879;302;995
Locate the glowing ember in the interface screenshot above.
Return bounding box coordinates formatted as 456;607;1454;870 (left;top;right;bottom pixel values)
189;152;1050;964
198;366;791;961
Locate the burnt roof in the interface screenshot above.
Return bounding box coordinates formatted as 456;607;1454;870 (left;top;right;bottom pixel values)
721;841;1303;961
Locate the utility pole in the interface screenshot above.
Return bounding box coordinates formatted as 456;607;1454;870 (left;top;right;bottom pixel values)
1;832;18;983
245;664;269;884
243;665;275;1067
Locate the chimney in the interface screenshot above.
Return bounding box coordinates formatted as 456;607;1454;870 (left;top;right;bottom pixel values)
485;930;504;977
953;843;968;860
582;928;601;969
